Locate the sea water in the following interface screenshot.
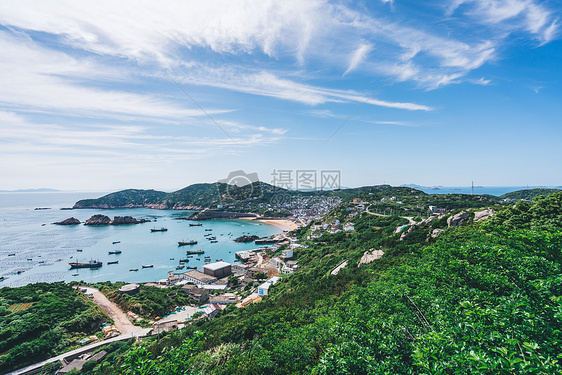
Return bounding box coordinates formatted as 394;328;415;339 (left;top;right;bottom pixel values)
0;192;280;288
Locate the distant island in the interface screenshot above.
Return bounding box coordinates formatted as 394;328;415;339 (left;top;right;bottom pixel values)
0;188;61;192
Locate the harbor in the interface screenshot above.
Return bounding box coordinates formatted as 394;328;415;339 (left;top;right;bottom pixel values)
0;193;282;288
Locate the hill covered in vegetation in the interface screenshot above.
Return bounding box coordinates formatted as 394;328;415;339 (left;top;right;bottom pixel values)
0;283;108;373
62;192;562;374
499;188;561;201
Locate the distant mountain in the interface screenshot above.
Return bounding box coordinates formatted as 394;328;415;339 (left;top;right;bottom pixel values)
0;188;61;192
72;182;423;210
499;188;561;200
74;189;168;208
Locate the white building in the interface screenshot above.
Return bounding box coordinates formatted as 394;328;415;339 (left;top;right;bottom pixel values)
344;222;355;231
257;276;280;296
282;249;293;259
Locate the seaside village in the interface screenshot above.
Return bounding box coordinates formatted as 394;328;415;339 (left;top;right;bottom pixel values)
111;235;303;336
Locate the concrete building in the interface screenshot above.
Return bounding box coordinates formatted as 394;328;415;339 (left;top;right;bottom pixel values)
182;270;217;285
118;283;140;295
209;293;238;305
282;249;293;259
181;284;209;303
203;261;232;278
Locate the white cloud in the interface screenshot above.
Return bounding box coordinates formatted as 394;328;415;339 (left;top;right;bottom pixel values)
344;43;373;76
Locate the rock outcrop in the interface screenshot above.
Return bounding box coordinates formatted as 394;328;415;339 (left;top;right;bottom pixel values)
474;209;495;222
85;215;112;225
84;215;150;225
53;217;81;225
431;228;444;238
234;235;260;243
447;211;470;227
358;249;385;265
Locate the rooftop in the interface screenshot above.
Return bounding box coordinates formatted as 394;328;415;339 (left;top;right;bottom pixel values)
183;270;217;284
203;261;231;271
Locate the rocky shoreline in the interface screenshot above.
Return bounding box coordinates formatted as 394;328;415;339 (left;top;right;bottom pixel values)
83;214;151;226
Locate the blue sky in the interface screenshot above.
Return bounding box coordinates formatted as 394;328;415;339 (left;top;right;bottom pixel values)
0;0;560;191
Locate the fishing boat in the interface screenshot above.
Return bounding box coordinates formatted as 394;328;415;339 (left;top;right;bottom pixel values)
107;261;119;265
176;265;185;270
69;260;102;269
185;266;197;270
205;228;212;231
189;223;202;227
178;240;197;246
185;249;204;255
112;241;120;244
72;273;78;276
0;277;5;281
108;250;122;255
207;236;217;240
210;240;218;243
76;249;83;252
196;258;201;261
130;268;138;272
186;255;193;258
27;258;32;261
179;259;189;263
170;258;175;260
142;264;153;268
8;253;15;256
151;227;168;232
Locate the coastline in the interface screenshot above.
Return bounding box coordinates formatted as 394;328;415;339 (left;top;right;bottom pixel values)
241;217;300;232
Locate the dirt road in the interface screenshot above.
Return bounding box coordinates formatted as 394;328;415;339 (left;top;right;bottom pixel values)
80;287;142;334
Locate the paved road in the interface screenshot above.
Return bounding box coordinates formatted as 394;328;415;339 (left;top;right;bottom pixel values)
7;329;150;375
7;287;149;375
365;204;417;225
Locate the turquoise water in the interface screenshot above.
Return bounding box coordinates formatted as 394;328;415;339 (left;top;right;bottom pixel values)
0;192;280;288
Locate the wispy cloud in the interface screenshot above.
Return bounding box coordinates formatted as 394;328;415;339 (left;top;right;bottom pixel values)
344;43;373;76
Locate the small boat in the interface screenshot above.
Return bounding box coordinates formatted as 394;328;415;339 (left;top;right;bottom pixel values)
196;258;200;261
108;250;122;255
210;240;218;243
151;227;168;232
27;258;32;261
189;223;202;227
170;258;175;260
72;273;79;276
130;268;138;272
112;241;121;244
186;255;193;258
185;266;197;270
179;259;189;263
53;281;65;284
8;253;15;256
185;249;204;255
38;260;45;264
216;259;223;262
178;240;197;246
0;276;5;281
204;258;211;263
76;249;83;252
142;264;153;268
207;236;216;240
176;265;185;270
69;260;102;269
107;261;119;265
205;228;212;231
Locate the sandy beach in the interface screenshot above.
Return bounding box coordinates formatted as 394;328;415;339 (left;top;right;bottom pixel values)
241;217;300;232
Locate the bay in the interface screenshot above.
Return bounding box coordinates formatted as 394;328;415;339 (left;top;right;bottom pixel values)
0;192;280;288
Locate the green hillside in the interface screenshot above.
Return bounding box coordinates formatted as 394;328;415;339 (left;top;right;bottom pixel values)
499;188;561;201
74;189;167;208
66;192;562;374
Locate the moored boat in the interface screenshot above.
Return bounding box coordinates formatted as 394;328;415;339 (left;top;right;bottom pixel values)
189;223;202;226
151;227;168;232
185;249;204;254
108;250;122;254
112;241;120;244
107;260;119;265
178;240;197;246
142;264;153;268
130;268;138;271
69;260;102;269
